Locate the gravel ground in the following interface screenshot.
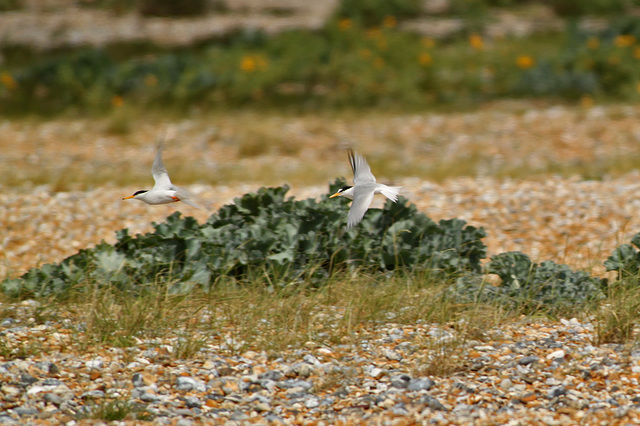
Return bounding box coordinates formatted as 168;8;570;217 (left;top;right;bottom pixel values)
4;104;640;424
1;304;640;425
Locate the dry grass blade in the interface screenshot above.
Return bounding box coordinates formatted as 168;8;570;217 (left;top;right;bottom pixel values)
594;280;640;345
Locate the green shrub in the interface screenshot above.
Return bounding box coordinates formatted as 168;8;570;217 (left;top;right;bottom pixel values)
7;15;640;115
546;0;628;17
604;232;640;279
453;251;605;315
334;0;423;27
0;0;22;11
138;0;207;17
1;181;487;298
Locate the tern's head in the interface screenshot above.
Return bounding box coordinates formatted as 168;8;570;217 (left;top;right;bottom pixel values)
330;186;354;199
122;189;148;200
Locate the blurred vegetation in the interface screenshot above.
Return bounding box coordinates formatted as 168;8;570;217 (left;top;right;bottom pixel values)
3;0;640;115
0;0;22;12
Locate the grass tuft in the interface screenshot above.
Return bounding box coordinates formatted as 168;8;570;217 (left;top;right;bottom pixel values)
594;279;640;345
79;398;149;421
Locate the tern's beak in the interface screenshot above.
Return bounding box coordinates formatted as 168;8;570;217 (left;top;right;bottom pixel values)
122;195;135;200
329;192;341;198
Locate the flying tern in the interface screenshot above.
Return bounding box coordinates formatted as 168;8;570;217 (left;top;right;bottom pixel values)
330;149;401;229
122;145;201;208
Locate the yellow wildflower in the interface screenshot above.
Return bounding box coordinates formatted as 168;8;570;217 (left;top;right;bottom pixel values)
373;57;385;69
516;55;534;70
608;55;621;65
1;71;17;90
634;47;640;59
382;16;397;29
469;34;483;50
240;55;268;73
614;34;635;47
587;37;599;50
241;56;257;72
338;18;352;31
112;95;124;107
419;53;432;66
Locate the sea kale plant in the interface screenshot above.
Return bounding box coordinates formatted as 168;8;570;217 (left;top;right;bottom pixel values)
2;180;487;298
604;232;640;279
452;251;605;315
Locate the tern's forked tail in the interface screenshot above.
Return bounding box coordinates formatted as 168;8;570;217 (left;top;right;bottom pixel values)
379;185;401;203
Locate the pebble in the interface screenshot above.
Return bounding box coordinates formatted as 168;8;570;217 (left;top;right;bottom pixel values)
4;107;640;424
518;355;540;366
0;316;634;424
175;376;205;392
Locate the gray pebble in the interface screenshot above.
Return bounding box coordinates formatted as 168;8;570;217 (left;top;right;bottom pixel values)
140;392;162;403
408;378;435;391
382;347;403;361
85;359;104;369
259;370;284;381
20;373;38;385
35;361;59;375
391;403;409;416
176;376;205;392
305;397;320;409
14;406;39;416
277;379;313;390
548;386;567;399
390;374;412;389
303;354;321;365
132;372;145;388
420;395;448;411
184;396;202;408
258;379;277;392
81;390;105;399
518;356;539;366
41;378;62;386
43;393;62;406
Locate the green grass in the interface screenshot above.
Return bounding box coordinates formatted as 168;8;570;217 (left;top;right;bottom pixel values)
3;267;640;375
0;270;508;357
594;279;640;344
79;399;150;421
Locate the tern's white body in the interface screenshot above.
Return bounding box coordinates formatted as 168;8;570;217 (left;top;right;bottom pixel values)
123;146;200;208
330;150;401;229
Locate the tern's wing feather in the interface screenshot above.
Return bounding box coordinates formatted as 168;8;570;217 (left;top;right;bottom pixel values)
347;186;375;229
348;149;376;185
151;147;172;189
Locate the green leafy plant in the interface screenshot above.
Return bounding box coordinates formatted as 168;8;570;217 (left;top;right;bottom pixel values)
453;251;605;315
0;0;22;11
138;0;208;17
546;0;628;17
1;181;486;298
605;232;640;279
334;0;423;27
